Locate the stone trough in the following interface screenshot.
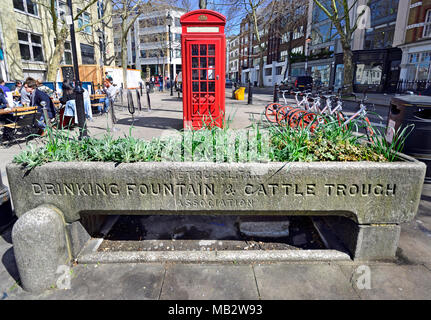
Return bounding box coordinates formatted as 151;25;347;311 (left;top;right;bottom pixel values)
6;156;426;292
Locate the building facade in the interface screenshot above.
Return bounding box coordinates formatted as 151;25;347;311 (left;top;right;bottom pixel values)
227;35;240;81
398;0;431;85
307;0;405;92
234;1;308;86
0;0;115;82
114;6;185;80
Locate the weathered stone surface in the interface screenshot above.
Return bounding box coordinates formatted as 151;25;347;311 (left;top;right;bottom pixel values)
239;219;290;238
6;160;426;225
12;205;71;293
65;221;91;258
317;216;401;260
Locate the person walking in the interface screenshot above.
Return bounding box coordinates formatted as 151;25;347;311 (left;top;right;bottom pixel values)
159;75;163;92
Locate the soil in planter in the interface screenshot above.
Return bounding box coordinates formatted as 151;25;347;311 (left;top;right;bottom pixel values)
97;215;326;252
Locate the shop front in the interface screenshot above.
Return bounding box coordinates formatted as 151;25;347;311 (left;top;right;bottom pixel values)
399;39;431;86
308;58;334;88
333;48;402;93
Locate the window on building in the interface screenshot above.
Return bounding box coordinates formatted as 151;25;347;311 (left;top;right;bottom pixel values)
63;42;72;65
55;0;67;18
280;50;288;62
78;11;92;34
311;22;332;45
18;31;43;62
80;44;95;64
292;46;303;54
312;0;331;23
364;26;395;49
369;0;399;27
423;10;431;38
293;26;304;40
13;0;38;16
276;66;282;75
54;40;72;65
265;68;272;76
406;51;431;81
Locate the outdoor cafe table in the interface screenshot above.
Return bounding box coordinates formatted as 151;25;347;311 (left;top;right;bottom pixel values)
0;106;37;115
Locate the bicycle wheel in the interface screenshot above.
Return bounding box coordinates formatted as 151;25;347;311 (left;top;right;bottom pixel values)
364;117;374;141
299;112;324;132
276;105;293;127
265;103;282;123
336;111;347;130
288;109;307;129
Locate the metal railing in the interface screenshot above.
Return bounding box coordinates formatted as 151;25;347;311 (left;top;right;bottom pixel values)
395;79;431;94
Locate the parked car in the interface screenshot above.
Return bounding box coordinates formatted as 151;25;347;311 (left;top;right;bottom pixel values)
225;79;233;88
280;76;313;92
419;86;431;96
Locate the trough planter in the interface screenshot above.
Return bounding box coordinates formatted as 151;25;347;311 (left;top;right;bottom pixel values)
6;155;426;292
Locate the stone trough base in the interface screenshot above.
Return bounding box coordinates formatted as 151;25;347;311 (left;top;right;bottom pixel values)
11;205;402;293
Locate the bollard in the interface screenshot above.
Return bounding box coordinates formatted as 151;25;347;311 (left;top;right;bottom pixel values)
232;82;237;99
119;87;124;107
127;89;135;116
146;88;152;111
247;81;253;105
109;97;117;125
273;83;279;103
136;89;142;112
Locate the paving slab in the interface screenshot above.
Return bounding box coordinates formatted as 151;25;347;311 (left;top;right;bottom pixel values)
396;196;431;264
6;263;166;300
253;263;360;300
160;264;259;300
339;264;431;300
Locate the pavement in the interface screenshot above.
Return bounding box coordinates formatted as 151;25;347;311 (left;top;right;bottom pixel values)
0;89;430;301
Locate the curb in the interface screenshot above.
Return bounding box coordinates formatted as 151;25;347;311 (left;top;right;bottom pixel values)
77;249;351;264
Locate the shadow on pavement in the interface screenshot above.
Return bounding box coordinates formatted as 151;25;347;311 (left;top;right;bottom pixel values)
149;108;183;113
116;117;183;130
161;98;183;102
2;248;19;283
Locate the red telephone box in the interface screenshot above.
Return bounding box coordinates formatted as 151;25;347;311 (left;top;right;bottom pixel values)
180;10;226;129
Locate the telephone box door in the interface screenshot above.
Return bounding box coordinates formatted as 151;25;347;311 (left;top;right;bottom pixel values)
186;39;223;128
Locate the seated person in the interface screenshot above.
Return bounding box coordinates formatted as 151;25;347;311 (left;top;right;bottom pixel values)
20;82;31;106
0;79;11;94
36;79;54;96
24;77;56;133
0;87;14;141
13;81;22;94
61;82;93;123
12;81;23;107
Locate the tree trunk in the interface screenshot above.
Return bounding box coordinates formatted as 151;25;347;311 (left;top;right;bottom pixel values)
121;37;128;89
342;44;354;94
258;51;264;87
46;28;68;82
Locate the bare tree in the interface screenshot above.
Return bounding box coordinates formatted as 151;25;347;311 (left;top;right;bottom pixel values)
112;0;146;89
212;0;307;87
313;0;369;93
35;0;111;81
112;0;177;88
